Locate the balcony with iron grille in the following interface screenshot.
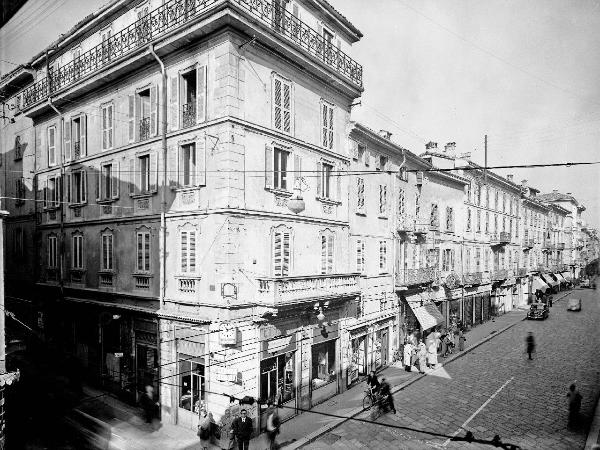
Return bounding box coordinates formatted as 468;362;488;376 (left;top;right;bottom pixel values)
395;267;438;288
491;268;508;281
462;271;483;285
397;215;415;233
17;0;363;114
256;273;361;307
182;102;196;128
73;141;81;160
139;117;151;141
490;231;510;246
414;217;429;235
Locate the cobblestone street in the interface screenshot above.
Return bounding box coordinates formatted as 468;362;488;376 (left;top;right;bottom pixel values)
305;288;600;450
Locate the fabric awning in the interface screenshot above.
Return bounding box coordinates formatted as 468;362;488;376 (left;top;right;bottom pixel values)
502;277;517;287
555;273;567;283
408;302;444;331
541;273;558;287
533;276;549;293
561;271;572;280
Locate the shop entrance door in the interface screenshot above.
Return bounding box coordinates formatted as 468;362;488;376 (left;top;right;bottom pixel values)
380;330;388;367
136;344;158;401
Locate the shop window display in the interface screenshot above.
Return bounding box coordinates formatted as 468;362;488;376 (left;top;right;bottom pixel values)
260;353;295;404
312;340;336;390
178;355;205;413
348;336;366;385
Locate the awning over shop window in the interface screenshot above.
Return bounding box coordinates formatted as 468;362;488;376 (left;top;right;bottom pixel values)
554;273;567;283
533;276;549;293
502;278;516;287
407;302;444;331
541;273;558;287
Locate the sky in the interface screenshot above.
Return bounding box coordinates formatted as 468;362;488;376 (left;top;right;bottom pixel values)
1;0;599;227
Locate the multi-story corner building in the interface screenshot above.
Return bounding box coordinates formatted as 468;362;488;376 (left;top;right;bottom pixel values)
1;0;365;433
545;203;569;273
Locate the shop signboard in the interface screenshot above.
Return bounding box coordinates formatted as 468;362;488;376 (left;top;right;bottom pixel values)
219;325;237;345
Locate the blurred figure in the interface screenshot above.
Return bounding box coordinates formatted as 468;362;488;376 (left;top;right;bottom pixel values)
526;332;535;360
458;330;466;352
567;383;583;429
198;407;211;450
265;400;281;449
379;378;396;414
366;370;380;395
403;340;414;372
417;339;427;374
140;385;158;424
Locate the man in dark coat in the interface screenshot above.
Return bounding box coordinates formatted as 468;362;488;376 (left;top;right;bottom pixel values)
231;408;253;450
526;332;535;360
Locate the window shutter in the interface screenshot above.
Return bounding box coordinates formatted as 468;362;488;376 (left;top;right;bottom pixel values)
169;75;179;131
316;162;322;197
321;235;326;274
150;152;158;192
197;135;206;187
181;231;188;272
81;170;87;203
273;232;282;276
168;146;179;189
282;232;290;276
150;85;158;136
197;65;207;123
293;154;302;185
64;119;71;161
128;94;135;142
327;105;334;149
102;107;107;150
78;116;87;157
190;230;196;273
327;235;334;273
364;149;370;166
283;81;291;133
264;144;273;189
273;78;282;131
95;170;101;201
129;158;136;195
112;161;120;199
356;178;364;213
336;164;342;202
321;103;328;148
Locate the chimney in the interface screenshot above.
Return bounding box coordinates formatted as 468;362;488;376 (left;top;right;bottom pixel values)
444;142;456;153
379;129;392;140
425;141;438;150
507;174;514;182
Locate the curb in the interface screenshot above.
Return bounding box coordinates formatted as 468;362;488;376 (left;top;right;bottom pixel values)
284;290;573;449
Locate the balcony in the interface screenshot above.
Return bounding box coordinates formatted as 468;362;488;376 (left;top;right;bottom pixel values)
462;271;483;285
522;237;533;249
557;242;565;250
73;141;81;160
18;0;363;110
182;102;196;128
395;267;438;287
139;117;151;141
491;269;508;281
490;231;510;245
256;273;360;306
396;216;415;233
414;218;429;235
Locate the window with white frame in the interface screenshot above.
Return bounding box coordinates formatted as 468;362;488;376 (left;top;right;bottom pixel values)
72;234;84;269
320;231;334;274
317;162;333;199
502;193;506;212
495;190;499;210
446;207;454;232
272;74;292;134
442;249;454;271
485;212;489;233
378;184;387;215
379;240;387;273
356;177;365;213
465;249;471;272
356;239;365;273
272;227;291;277
99;163;119;200
475;247;481;271
180;229;197;274
274;147;289;190
136;231;151;272
45;175;60;208
69;170;87;204
476;209;481;232
47;126;56;166
320;100;334;150
466;208;472;231
101;103;114;150
47;235;57;268
101;233;114;271
181;143;197;187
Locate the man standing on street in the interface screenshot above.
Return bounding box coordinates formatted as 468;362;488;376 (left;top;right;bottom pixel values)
567;383;582;429
379;378;396;414
526;332;535;360
231;408;253;450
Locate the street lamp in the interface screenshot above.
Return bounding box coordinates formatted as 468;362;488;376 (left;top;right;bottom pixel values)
288;178;306;214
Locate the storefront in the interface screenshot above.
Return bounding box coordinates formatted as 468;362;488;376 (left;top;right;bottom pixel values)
310;328;339;407
175;325;206;430
403;296;445;339
371;326;389;371
448;300;460;329
463;296;474;327
347;331;367;387
541;273;559;294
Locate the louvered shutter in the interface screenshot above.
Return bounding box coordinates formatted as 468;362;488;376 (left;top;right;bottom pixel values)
95;170;101;201
43;178;48;208
80;115;87;157
169;75;179;131
112;161;120;199
197;65;207;123
264;145;273;189
321;103;328;148
282;232;290;276
273;232;282;276
197;136;206;187
356;178;364;213
64;119;71;161
150;152;158;192
81;171;87;203
66;173;71;204
327;105;334;149
316;162;322;197
283;81;291;133
189;230;196;273
181;231;188;273
336;164;342;202
273;78;282;131
168;146;179;189
128;95;135;142
129;159;136;195
293;154;302;185
150;85;158;136
321;235;327;274
328;235;334;274
102;106;108;150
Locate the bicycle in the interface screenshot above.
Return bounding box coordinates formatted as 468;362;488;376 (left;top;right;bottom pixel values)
362;388;377;409
368;393;391;420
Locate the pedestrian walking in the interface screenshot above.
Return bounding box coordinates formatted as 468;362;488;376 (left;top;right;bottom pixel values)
379;378;396;414
231;408;253;450
417;339;427;374
526;332;535;360
140;384;158;425
403;341;414;372
426;335;439;368
265;401;281;449
567;383;583;429
440;333;448;357
458;330;466;352
198;408;217;450
447;332;455;354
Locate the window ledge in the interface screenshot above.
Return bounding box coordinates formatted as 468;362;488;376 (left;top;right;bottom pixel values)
98;269;115;274
96;199;116;205
355;211;366;216
174;274;202;279
133;272;153;277
130;192;156;199
316;196;341;206
173;186;202;193
70;268;86;273
377;214;388;220
266;188;293;197
68;203;87;208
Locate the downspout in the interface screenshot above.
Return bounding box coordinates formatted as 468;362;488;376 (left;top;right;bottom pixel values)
148;44;168;309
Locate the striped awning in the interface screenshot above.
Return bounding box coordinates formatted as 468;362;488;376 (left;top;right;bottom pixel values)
561;271;573;280
541;273;558;287
554;273;567;283
408;302;444;331
533;276;549;293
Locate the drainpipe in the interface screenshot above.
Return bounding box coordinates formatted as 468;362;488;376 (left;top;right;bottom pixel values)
148;44;168;309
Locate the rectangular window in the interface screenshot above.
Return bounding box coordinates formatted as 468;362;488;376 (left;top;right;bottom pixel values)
102;164;113;200
71;170;87;204
442;249;454;272
319;162;333;199
415;193;421;218
465;249;471;272
485;212;489;233
101;234;113;270
180;230;197;273
46;175;60;208
182;143;197;187
356;239;365;273
273;75;292;134
466;208;472;231
430;203;439;228
356;177;365;213
379;240;387;273
72;235;84;269
358;144;366;164
274;148;289;190
397;188;405;217
475;247;481;271
47;236;57;268
15;177;25;206
136;232;151;272
427;248;439;268
47;126;56;166
273;229;291;277
476;210;481;232
378;184;387;215
139;154;150;193
138;89;151;140
101;103;114;150
446;207;454;232
321;101;334;150
321;233;334;274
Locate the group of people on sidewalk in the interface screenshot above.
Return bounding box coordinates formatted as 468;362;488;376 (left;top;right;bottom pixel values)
402;329;466;373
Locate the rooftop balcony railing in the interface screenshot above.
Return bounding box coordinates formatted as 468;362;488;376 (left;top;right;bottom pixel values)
19;0;363;109
395;267;438;287
256;273;360;306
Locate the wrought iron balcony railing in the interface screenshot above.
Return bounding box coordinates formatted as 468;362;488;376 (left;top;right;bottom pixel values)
395;267;438;287
491;231;510;245
414;218;429;234
182;102;196;128
18;0;363;110
256;273;360;306
139;117;151;141
397;216;415;233
462;271;483;285
491;268;508;281
73;141;81;160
